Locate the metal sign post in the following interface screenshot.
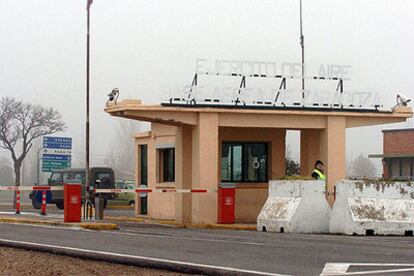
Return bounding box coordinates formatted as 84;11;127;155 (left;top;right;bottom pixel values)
85;0;93;219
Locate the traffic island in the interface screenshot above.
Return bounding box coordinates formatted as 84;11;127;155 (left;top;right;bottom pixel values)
104;216;256;231
78;222;119;231
0;215;119;231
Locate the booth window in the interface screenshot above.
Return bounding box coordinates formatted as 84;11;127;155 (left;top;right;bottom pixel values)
221;142;268;182
159;148;175;182
50;172;62;183
140;145;148;185
388;157;414;180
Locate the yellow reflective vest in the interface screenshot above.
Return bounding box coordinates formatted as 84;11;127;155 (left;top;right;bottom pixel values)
312;169;326;181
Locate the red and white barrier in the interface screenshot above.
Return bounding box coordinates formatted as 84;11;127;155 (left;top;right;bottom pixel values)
0;186;213;193
40;191;47;216
15;191;21;215
0;185;214;216
94;188;215;194
0;186;63;191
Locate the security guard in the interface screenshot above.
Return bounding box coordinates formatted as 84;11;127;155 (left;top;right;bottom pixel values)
311;160;326;180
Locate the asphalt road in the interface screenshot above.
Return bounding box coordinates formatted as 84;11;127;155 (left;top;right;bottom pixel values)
0;223;413;275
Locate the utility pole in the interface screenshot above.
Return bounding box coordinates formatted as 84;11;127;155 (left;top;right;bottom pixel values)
86;0;92;201
300;0;305;99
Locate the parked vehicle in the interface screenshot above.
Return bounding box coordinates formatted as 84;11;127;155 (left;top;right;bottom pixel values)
29;167;116;210
113;180;136;206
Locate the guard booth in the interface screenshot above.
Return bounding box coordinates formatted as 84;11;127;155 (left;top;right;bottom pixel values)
105;63;413;224
106;98;411;224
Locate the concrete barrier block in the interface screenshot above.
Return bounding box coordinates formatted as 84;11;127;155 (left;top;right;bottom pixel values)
330;180;414;235
257;180;330;233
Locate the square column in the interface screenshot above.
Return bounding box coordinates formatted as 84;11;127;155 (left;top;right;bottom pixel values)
146;140;158;217
271;129;286;178
191;113;219;223
300;129;322;176
135;143;142;215
175;125;193;223
320;116;346;206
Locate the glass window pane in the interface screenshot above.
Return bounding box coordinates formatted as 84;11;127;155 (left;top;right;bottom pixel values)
163;148;175;182
232;145;242;181
221;144;232;181
391;159;400;178
244;143;267;182
50;173;61;183
402;159;411;179
75;173;85;182
140;145;148;185
63;173;73;182
412;158;414;178
96;173;110;181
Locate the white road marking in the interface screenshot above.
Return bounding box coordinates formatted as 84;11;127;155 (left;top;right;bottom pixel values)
0;238;288;276
118;230;270;246
320;263;350;275
109;229;306;249
321;263;414;275
339;268;414;275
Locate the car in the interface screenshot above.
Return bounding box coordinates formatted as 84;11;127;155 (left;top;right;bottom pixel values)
29;167;116;210
112;180;136;207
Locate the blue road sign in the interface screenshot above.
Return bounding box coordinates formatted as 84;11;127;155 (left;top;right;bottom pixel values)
43;137;72;144
43;143;72;149
42;154;71;161
43;136;72;149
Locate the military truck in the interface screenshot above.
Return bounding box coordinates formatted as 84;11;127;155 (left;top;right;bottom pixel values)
29;167;116;209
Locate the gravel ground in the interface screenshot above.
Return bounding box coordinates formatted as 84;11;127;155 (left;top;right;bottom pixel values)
0;247;191;276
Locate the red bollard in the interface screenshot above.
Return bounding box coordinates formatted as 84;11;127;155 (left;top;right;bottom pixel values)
40;191;47;216
15;191;21;215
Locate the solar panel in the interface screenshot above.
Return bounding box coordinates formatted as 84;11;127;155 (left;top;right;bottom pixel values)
161;71;384;112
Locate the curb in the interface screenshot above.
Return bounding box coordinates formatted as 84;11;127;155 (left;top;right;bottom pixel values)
104;216;256;231
190;223;256;231
105;216;144;223
0;216;119;231
0;217;61;227
106;206;134;210
79;223;119;231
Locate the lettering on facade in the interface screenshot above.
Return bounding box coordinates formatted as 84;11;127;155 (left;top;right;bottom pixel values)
162;59;383;110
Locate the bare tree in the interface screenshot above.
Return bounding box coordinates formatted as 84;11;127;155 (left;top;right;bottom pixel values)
0;97;66;186
285;145;300;176
348;154;377;179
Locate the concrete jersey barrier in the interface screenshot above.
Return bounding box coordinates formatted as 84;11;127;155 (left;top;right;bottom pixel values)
257;180;330;233
330;180;414;235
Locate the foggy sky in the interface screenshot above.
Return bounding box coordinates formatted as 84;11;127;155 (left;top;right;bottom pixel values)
0;0;413;173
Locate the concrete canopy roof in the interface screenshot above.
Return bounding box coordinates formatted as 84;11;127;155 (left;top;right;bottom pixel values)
105;99;413;129
369;153;414;158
